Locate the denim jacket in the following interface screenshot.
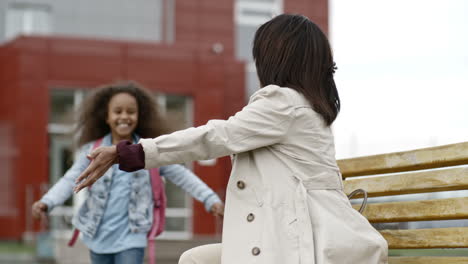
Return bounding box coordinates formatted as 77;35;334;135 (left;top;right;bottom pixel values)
41;134;222;238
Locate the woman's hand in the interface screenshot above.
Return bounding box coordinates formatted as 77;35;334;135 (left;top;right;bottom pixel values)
74;146;118;193
209;202;225;218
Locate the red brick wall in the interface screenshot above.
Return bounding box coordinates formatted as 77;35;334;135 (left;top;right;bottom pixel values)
285;0;329;34
0;36;244;239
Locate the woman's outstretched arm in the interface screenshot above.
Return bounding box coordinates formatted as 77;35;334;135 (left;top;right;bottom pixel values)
75;86;295;192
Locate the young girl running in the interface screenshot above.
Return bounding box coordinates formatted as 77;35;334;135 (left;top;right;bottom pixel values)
32;82;224;264
75;14;388;264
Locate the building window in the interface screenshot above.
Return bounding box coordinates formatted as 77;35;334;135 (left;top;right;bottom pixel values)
155;94;194;239
5;3;52;40
235;0;282;27
235;0;283;98
48;89;84;236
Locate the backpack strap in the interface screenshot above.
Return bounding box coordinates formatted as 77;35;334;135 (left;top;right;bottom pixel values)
67;229;80;247
92;138;103;150
147;168;166;264
68;138;103;247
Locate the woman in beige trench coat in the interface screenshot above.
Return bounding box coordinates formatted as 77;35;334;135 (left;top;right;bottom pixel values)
75;14;388;264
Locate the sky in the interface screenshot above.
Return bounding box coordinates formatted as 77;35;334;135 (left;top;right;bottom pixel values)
330;0;468;158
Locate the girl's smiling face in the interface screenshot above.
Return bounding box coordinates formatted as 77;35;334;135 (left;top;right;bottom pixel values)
106;92;138;143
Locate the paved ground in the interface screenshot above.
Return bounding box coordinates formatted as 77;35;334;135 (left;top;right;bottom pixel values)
0;237;220;264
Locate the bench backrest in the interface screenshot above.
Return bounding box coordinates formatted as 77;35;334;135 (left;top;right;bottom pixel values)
339;142;468;264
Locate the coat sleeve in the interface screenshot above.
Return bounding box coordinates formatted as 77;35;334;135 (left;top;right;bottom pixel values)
140;85;296;169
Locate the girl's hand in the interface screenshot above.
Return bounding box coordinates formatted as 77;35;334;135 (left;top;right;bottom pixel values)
210;202;225;218
74;146;118;193
31;201;49;227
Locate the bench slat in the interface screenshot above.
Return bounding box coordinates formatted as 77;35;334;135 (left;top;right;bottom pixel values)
381;227;468;249
338;142;468;178
389;257;468;264
352;197;468;222
344;167;468;197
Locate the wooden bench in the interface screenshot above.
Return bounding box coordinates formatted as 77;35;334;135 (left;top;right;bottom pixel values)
338;142;468;264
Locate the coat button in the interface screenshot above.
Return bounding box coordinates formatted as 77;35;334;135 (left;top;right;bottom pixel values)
252;247;261;256
247;213;255;222
237;180;246;189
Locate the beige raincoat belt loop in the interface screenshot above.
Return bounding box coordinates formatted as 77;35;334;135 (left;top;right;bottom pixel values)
292;172;343;264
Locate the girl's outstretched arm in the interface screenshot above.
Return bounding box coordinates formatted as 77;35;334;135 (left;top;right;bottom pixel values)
160;164;223;214
39;144;91;211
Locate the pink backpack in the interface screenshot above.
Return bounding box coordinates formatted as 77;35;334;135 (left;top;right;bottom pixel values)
69;138;166;264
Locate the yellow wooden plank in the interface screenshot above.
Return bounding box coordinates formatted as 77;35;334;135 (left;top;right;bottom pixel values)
338;142;468;177
344;167;468;197
389;257;468;264
381;227;468;249
352;197;468;222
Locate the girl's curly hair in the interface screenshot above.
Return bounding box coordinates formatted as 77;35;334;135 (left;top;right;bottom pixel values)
76;81;169;147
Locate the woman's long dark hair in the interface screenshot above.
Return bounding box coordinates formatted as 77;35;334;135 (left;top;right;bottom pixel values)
253;14;340;126
76;81;168;147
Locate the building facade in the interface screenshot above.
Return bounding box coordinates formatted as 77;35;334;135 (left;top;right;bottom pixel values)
0;0;328;240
